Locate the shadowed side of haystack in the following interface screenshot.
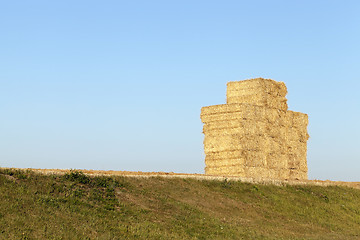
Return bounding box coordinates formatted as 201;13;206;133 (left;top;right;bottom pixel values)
200;78;309;180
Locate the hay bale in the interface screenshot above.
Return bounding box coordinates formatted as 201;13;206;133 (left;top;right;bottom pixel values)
266;153;288;169
205;150;243;160
285;127;309;142
245;167;273;179
244;151;266;167
205;158;245;168
201;104;260;123
286;111;309;128
289;169;308;180
227;95;288;111
201;104;270;122
226;78;288;110
287;153;308;171
203;120;268;136
227;78;287;97
203;135;269;154
277;169;290;179
205;165;246;176
201;104;288;126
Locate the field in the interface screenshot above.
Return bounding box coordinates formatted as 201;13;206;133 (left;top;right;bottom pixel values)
1;168;360;239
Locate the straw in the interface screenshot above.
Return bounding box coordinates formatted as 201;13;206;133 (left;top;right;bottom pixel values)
201;78;309;180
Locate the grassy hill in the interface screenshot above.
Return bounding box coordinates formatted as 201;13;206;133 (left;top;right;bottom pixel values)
0;168;360;239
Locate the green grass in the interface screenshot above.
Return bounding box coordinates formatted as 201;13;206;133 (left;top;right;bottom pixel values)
0;169;359;239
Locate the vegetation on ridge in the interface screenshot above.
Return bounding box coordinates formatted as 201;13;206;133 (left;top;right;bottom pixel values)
0;168;360;239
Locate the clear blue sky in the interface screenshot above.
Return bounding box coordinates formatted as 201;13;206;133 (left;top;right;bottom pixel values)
1;1;359;181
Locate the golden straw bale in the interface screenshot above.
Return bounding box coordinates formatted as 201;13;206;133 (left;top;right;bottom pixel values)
245;167;273;179
226;88;262;96
205;165;245;176
200;103;268;122
288;152;307;170
238;136;268;150
226;78;288;110
266;153;288;169
202;119;249;131
287;152;307;165
200;103;255;116
244;151;266;167
201;111;251;123
288;161;308;172
226;89;287;100
288;156;307;171
203;135;247;153
201;103;288;126
293;112;308;127
290;127;309;141
265;108;287;125
201;105;261;123
286;144;307;167
205;158;245;168
289;170;308;180
203;120;268;135
226;87;286;98
285;127;309;142
276;169;290;179
267;168;289;180
287;141;307;154
203;126;263;137
264;138;286;154
286;111;309;128
227;78;287;97
227;95;288;111
203;136;238;153
205;150;243;160
204;134;268;150
265;125;287;139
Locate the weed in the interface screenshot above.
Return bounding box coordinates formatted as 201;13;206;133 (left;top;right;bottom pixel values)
221;179;231;188
252;185;259;191
63;170;90;184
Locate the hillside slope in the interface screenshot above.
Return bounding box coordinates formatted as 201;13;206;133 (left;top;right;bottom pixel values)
0;168;359;239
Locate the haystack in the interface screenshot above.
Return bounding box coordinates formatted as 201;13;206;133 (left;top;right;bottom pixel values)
200;78;309;180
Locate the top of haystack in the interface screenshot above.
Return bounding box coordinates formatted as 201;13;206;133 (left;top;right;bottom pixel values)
227;78;287;97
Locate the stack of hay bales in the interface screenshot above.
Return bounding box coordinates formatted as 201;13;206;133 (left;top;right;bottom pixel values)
201;78;309;180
